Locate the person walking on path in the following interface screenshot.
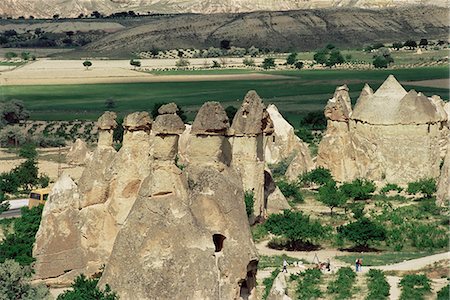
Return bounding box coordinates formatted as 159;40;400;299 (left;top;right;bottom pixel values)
355;258;360;272
358;258;363;272
282;259;288;273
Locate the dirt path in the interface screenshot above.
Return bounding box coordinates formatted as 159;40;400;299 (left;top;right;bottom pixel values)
402;78;450;89
368;252;449;272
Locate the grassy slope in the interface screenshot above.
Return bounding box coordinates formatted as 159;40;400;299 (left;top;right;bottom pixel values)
1;66;448;128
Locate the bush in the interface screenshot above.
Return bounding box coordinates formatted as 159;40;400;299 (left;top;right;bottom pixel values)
82;60;92;70
0;205;43;265
407;178;436;198
0;259;49;299
261;57;275;69
286;52;298;65
408;223;447;250
175;58;190;68
300;111;327;130
327;267;356;299
268;159;290;178
296;269;323;299
0;125;27;146
380;183;403;194
373;56;389;68
265;210;330;248
294;61;304;69
399;274;431;300
251;223;268;242
300;167;333;186
242;57;255;66
366;269;390;300
437;285;449;300
18;143;38;160
277;180;303;204
57;274;118;300
341;178;376;200
225;105;238;122
338;217;386;248
244;191;254;218
296;127;314;143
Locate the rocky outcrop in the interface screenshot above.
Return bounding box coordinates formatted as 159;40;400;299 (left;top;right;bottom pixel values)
318;76;448;184
99;102;258;300
33;111;153;285
267;272;292;300
230;91;273;221
264;169;290;215
66;138;91;165
265;104;313;181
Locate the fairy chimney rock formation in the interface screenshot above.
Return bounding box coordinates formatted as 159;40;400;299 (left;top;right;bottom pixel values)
264;104;314;180
152;103;185;161
99;103;258;300
66;138;91;165
188;102;231;164
230;91;272;220
96;111;117;148
324;85;352;122
318;75;448;183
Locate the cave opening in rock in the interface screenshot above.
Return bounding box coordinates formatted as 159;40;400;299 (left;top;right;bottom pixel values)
213;234;226;252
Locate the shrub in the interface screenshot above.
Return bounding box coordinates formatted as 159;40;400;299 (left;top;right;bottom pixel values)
242;57;255;66
399;274;431;300
366;269;390;300
300;111;327;130
341;178;376;200
225;105;238;122
0;259;49;299
18;143;38;160
338;217;386;248
82;60;92;70
175;58;190;68
244;191;254;218
437;285;449;300
251;223;268;242
294;61;304;69
296;127;314;143
327;267;356;299
300;167;333;186
407;178;436;198
380;183;403;194
261;57;275;69
296;269;323;299
408;223;447;249
286;52;298;65
265;210;330;247
57;274;118;300
277;180;303;204
0;205;43;265
0;125;27;146
373;56;388;68
268;159;290;178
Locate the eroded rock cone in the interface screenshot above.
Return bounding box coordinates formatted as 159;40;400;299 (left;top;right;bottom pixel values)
99;102;258;300
33;111;153;286
66;138;91;165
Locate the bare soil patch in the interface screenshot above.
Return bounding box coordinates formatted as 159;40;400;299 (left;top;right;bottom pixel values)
402;78;450;89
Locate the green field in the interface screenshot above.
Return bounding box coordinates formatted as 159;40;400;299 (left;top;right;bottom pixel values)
1;66;448;128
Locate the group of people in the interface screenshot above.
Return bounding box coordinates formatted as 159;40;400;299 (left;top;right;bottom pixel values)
355;258;363;272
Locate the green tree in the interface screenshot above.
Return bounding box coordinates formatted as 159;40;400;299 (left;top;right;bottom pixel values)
373;56;388;68
175;58;190;68
419;38;428;47
262;57;275;69
399;274;431;300
225;105;238;122
277;180;303;204
286;52;298;65
300;167;333;186
83;60;92;70
392;42;403;50
294;61;304;69
57;274;118;300
0;191;8;214
129;59;141;69
18;143;37;160
338;217;386;248
265;210;330;246
437;285;449;300
0;99;30;125
0;205;44;265
318;181;347;215
20;52;31;61
326;49;344;66
4;52;17;60
403;40;417;49
313;48;329;65
340;178;376;200
0;259;49;299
